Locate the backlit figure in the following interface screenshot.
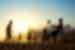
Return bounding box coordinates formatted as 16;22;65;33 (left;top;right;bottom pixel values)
6;20;13;40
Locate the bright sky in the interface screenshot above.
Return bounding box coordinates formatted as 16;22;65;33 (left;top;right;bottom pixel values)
0;0;74;40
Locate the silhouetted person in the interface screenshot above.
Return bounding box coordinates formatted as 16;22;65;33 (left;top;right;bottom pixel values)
18;33;22;40
27;31;32;40
42;28;48;41
6;20;13;40
57;18;63;30
42;20;51;41
56;18;64;44
57;18;64;37
50;18;64;44
51;18;64;37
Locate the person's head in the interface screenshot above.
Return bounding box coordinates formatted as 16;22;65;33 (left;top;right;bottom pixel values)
59;18;63;23
9;20;13;24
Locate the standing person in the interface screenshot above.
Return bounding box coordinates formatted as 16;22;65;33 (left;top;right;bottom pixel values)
42;28;48;41
50;18;64;44
42;20;51;43
18;32;22;40
27;31;32;41
6;20;13;40
56;18;64;44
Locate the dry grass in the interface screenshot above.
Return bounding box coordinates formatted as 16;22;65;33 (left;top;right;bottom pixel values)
0;32;74;50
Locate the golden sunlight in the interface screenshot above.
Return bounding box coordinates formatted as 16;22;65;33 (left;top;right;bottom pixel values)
1;15;47;42
12;17;32;35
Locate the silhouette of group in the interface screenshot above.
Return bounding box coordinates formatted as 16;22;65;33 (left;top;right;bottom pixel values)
42;18;64;41
5;18;64;43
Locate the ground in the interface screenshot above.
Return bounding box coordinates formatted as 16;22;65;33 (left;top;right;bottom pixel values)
0;32;74;50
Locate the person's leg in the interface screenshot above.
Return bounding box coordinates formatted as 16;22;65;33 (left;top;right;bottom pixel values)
42;35;46;44
56;32;64;44
53;36;56;44
49;36;56;45
56;36;64;44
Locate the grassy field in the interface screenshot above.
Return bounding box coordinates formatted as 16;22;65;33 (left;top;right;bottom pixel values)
0;32;73;50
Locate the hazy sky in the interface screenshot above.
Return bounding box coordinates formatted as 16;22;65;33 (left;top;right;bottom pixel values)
0;0;74;34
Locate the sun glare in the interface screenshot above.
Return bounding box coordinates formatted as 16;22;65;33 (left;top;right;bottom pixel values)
12;17;32;35
13;21;29;33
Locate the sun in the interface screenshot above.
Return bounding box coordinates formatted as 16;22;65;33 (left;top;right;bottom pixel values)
13;21;29;33
10;16;47;38
12;17;32;35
